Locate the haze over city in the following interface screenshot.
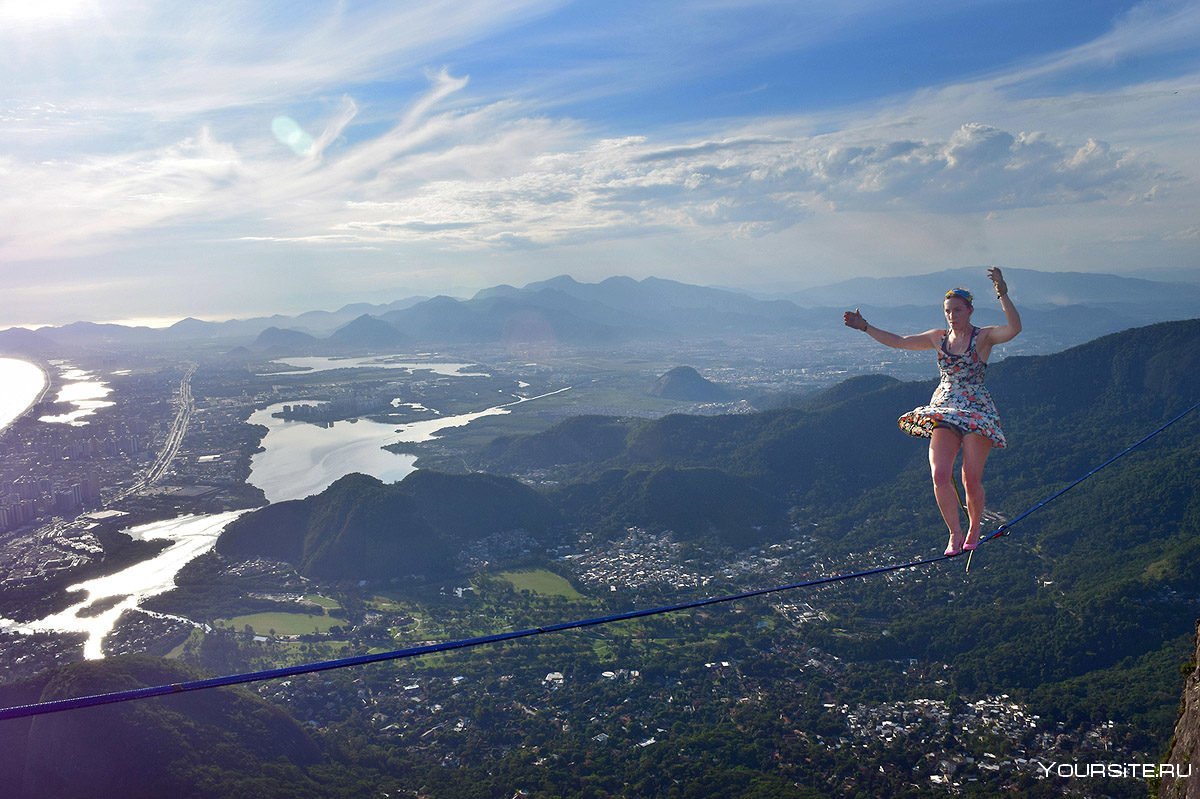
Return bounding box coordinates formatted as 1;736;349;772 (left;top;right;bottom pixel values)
2;0;1198;328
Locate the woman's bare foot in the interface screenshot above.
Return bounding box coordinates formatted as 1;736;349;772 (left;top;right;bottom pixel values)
944;531;964;557
963;529;981;551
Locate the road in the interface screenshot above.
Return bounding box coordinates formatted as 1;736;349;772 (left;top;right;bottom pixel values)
132;363;196;492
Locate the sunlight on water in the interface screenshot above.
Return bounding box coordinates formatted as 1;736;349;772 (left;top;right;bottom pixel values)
38;363;114;426
264;356;490;377
1;511;246;659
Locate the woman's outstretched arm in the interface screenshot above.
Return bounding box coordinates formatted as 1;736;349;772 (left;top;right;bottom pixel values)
844;308;939;351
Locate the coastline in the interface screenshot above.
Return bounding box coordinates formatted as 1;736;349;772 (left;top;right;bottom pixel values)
0;356;51;434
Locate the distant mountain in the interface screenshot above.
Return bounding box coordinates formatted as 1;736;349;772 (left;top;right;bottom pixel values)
3;269;1197;358
0;656;321;799
517;275;813;333
216;471;562;580
26;321;163;350
0;327;58;357
649;366;732;401
250;326;321;354
327;314;405;350
375;275;826;347
382;290;630;345
794;266;1200;317
166;316;219;338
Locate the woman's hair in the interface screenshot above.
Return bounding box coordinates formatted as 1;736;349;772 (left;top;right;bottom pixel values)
944;287;973;308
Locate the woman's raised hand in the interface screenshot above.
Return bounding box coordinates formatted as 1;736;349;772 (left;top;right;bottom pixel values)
987;266;1007;298
843;307;868;331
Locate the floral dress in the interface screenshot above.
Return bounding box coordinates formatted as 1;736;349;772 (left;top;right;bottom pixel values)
897;326;1007;448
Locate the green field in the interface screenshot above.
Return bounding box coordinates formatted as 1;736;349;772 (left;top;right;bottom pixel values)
305;594;342;610
495;568;585;599
217;611;342;636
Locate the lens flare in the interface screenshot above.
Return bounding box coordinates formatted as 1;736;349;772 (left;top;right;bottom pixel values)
271;116;314;156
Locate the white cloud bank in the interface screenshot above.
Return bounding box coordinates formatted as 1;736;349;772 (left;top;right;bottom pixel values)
0;0;1197;324
0;82;1175;260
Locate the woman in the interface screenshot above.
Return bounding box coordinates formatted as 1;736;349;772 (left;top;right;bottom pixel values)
843;267;1022;556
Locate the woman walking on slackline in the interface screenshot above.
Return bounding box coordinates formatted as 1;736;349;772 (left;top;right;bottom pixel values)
843;267;1022;556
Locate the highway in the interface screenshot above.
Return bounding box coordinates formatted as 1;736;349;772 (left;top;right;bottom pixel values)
132;363;196;492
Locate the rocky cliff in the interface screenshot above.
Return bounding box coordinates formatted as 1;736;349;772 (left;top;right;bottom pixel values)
1162;619;1200;799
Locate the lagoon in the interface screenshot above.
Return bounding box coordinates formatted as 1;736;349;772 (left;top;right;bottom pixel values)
246;387;569;503
264;356;490;377
38;362;115;426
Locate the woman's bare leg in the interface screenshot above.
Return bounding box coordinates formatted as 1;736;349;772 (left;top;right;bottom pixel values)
929;427;964;553
961;433;992;549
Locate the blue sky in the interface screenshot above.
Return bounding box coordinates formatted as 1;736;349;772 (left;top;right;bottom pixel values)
1;0;1197;326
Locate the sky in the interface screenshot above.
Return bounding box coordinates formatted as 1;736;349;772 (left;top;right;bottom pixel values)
1;0;1198;327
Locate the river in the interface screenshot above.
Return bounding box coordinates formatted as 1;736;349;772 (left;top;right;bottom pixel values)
1;511;247;660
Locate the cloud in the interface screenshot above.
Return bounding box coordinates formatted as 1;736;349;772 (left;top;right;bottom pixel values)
299;118;1168;251
0;2;563;120
1;0;1197;327
0;78;1172;263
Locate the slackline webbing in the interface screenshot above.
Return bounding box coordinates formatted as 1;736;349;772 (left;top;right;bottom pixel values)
2;399;1196;722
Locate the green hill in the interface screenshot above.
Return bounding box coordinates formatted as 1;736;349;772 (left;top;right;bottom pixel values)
216;471;562;580
0;657;322;799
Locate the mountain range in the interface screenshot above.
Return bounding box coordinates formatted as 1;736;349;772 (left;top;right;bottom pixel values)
3;269;1198;357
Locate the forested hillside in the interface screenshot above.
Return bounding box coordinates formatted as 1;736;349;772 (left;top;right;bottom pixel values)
0;657;322;799
4;319;1197;798
216;471;562;580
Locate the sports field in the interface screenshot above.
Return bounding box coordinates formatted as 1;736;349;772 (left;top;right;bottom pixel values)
218;611;342;636
496;568;584;599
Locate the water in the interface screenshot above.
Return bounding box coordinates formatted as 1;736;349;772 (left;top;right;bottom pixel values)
264;356;490;377
38;362;114;426
9;372;569;655
0;357;47;432
246;404;423;503
247;387;569;502
1;511;246;659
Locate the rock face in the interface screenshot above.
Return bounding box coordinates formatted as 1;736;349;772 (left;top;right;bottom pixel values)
1162;619;1200;799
